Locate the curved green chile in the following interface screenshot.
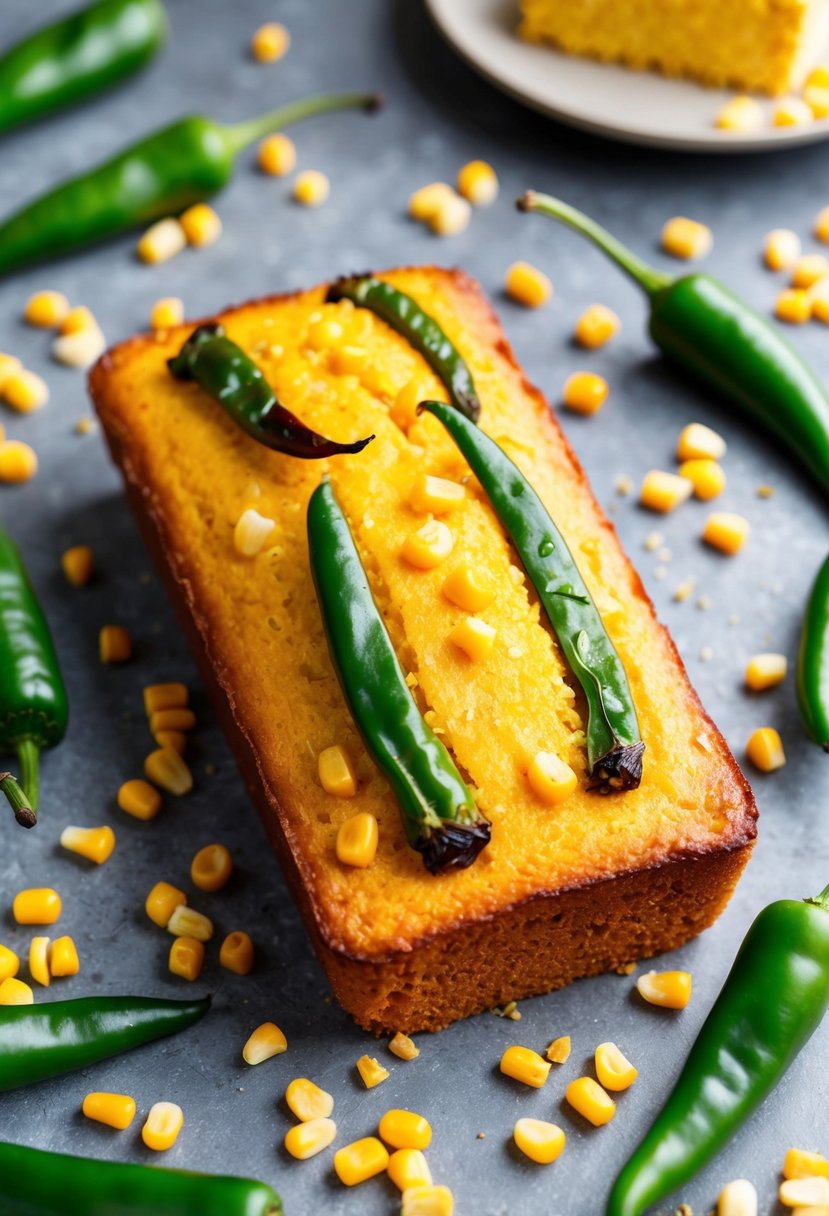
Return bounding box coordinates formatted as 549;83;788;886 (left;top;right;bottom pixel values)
0;92;379;277
169;323;373;458
518;191;829;492
326;275;481;421
0;994;210;1092
607;884;829;1216
0;526;68;827
307;478;490;873
0;0;167;136
419;400;643;791
0;1141;282;1216
797;552;829;750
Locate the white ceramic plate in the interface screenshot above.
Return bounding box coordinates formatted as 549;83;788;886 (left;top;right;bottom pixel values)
424;0;829;152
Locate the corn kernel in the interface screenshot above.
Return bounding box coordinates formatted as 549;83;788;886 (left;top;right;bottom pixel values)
318;744;358;799
565;1076;616;1126
151;297;184;330
142;1101;183;1151
83;1092;137;1131
562;371;609;415
334;1136;389;1185
0;977;34;1005
702;512;750;555
336;812;379;869
52;326;106;369
220;930;254;975
746;726;786;772
428;194;471;236
0;440;38;483
811;278;829;324
678;458;726;501
180;203;222;248
137;217;186;264
514;1117;566;1164
145;881;187;928
0;945;19;983
745;653;787;691
357;1054;389;1088
99;625;132;664
401;520;454;571
360;364;396;399
718;1179;758;1216
13;888;61;925
662;216;713;260
595;1042;638;1091
330;344;368;375
389;1031;420;1061
60;305;97;335
190;843;233;892
527;751;578;805
167;905;213;942
442;564;496;612
764;229;801;272
389;378;428;430
784;1149;829;1180
149;708;196;736
50;935;79;977
251;22;290;62
780;1178;829;1208
546;1035;571;1064
24;290;70;328
636;969;693;1009
3;370;49;413
774;98;814;126
409;182;456;222
143;683;188;715
815;206;829;244
154;730;187;755
457;160;498;206
29;937;50;986
258;132;296;176
145;747;193;795
575;303;621;348
807;84;829;116
234;507;276;557
243;1021;287;1064
715;96;763;132
639;469;693;512
505;261;552;309
776;287;812;323
499;1044;551;1088
792;253;829;289
378;1110;432;1151
293;170;330;207
450;616;496;662
169;935;205;981
286;1077;334;1122
118;778;162;821
285;1116;337;1160
61;545;94;587
0;354;22;389
388;1148;432;1190
59;824;115;865
409;473;466;515
402;1185;454;1216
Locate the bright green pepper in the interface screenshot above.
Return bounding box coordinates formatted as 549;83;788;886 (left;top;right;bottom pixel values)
797;552;829;751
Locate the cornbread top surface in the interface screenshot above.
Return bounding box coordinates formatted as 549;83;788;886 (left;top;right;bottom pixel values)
91;268;756;960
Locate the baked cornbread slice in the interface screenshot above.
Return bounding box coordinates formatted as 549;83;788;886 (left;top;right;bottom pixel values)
89;268;757;1033
519;0;829;96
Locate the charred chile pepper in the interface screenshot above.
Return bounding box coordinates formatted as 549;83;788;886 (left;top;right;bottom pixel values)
326;274;481;422
0;994;210;1092
518;192;829;492
419;400;643;791
797;552;829;751
607;880;829;1216
169;323;373;459
0;92;379;277
0;0;167;137
308;478;491;873
0;1141;282;1216
0;526;68;828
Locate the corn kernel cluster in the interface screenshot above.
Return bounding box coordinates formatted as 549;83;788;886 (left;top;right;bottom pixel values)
408;160;498;237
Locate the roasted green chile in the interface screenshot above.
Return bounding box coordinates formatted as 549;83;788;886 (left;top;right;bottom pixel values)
419;400;643;790
169;323;374;458
518;192;829;492
307;478;491;873
797;552;829;751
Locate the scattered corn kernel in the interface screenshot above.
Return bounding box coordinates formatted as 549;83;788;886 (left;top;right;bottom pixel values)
13;888;61;925
61;545;94;587
499;1044;551;1088
82;1091;137;1131
60;824;115;864
145;881;186;928
718;1178;758;1216
234;507;276;557
575;303;620;348
784;1149;829;1180
776;287;811;323
190;843;233;892
815;206;829;244
562;371;609;415
118;778;162;821
409;182;456;222
546;1035;571;1064
442;564;496;612
24;290;70;328
811;279;829;324
3;370;49;413
639;470;693;513
0;945;19;983
143;683;188;715
357;1055;390;1089
806;83;829;118
715;96;763;132
336;812;379;869
50;935;79;977
678;458;726;500
360;364;396;399
746;726;786;772
402;520;454;570
402;1185;454;1216
389;1032;420;1061
99;625;132;664
330;344;368;375
334;1136;389;1186
293;170;330;207
390;378;430;432
180;203;222;247
150;297;184;330
764;229;801;272
388;1148;432;1190
565;1076;616;1126
780;1177;829;1207
595;1042;638;1091
29;937;50;986
526;751;578;805
251;22;290;62
636;969;693;1009
773;97;814;126
137;217;186;264
702;512;750;555
457;160;498;206
60;305;96;335
428;193;471;236
662;216;713;260
258;132;296;176
154;730;187;754
409;473;465;515
307;319;345;351
319;745;358;799
449;616;496;662
243;1021;287;1064
169;936;205;982
145;747;193;795
0;440;38;483
745;653;787;691
513;1117;566;1165
792;253;829;288
142;1101;183;1151
0;354;22;389
52;327;106;369
286;1077;334;1122
378;1110;432;1151
148;710;196;738
167;905;213;943
285;1116;337;1160
505;261;552;309
220;930;254;975
0;977;33;1004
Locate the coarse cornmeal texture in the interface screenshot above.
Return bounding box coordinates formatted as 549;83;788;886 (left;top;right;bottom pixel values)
89;267;757;1034
518;0;829;96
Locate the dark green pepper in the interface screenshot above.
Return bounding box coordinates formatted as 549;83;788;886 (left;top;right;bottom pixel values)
0;0;167;137
0;525;68;827
797;552;829;751
607;880;829;1216
518;192;829;492
307;477;491;873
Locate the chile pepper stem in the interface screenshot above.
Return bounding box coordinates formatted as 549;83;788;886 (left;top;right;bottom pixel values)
0;771;36;828
223;91;381;157
517;190;673;298
17;737;39;810
807;880;829;912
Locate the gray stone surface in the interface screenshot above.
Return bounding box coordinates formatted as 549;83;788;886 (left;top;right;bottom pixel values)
0;1;827;1213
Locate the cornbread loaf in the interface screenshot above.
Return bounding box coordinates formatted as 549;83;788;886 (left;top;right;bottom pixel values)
519;0;829;96
89;267;757;1033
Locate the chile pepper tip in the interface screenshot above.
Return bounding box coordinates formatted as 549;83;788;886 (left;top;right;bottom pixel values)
587;741;645;794
416;818;492;876
515;190;536;213
366;92;384;113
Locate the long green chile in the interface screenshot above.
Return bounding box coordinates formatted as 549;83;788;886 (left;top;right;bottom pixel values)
419;400;643;790
307;477;490;873
797;552;829;750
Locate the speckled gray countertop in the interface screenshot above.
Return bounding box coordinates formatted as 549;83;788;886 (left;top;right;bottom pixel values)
0;2;827;1214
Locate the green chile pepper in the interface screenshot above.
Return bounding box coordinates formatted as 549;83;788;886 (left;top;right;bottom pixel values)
518;192;829;492
797;552;829;750
307;478;491;873
419;400;643;791
0;525;68;827
607;880;829;1216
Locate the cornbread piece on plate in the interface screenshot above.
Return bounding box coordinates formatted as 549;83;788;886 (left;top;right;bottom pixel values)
89;267;756;1033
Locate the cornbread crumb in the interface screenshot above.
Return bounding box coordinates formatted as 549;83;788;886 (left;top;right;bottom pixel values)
673;580;695;603
700;646;713;661
756;484;774;498
696;596;711;611
728;613;740;626
657;547;672;563
615;474;633;496
654;566;667;581
74;417;97;436
615;961;636;975
643;531;663;551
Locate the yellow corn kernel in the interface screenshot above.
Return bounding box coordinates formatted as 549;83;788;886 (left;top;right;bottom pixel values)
527;751;578;806
764;229;801;272
154;730;187;755
330;344;368;375
714;96;763;132
409;182;455;222
815;206;829;245
808;64;829;88
242;1021;287;1064
505;260;553;309
286;1077;334;1122
29;937;50;986
565;1076;616;1126
360;364;396;399
336;812;379;869
457;160;498;206
389;378;427;430
61;545;94;587
149;708;196;735
293;170;330;207
807;82;829;115
118;778;162;821
0;977;34;1005
402;1185;454;1216
0;355;22;391
190;843;233;892
251;21;290;62
442;564;496;612
150;297;184;330
142;1101;184;1151
388;1148;432;1191
145;881;187;928
428;194;471;236
137;217;186;264
258;132;296;176
409;473;466;515
219;930;254;975
143;683;189;715
144;747;193;795
784;1149;829;1180
49;935;79;977
702;512;750;555
499;1045;551;1088
0;440;38;483
169;935;205;982
60;825;115;864
639;469;693;513
450;616;496;662
24;290;70;328
636;969;693;1009
792;253;829;289
389;1031;420;1061
4;370;49;413
357;1054;390;1089
99;625;132;664
718;1179;758;1216
319;744;358;798
378;1110;432;1152
662;216;713;260
677;422;726;462
334;1136;390;1186
776;287;812;323
167;905;213;942
745;653;787;691
746;726;786;772
52;326;106;369
0;945;19;983
284;1116;337;1160
575;303;621;348
513;1117;566;1165
13;888;61;925
546;1035;571;1064
595;1042;638;1091
401;520;454;571
774;97;814;126
306;318;344;351
780;1178;829;1208
180;203;221;248
677;458;726;501
234;507;276;557
562;371;609;415
60;305;97;335
83;1091;137;1131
